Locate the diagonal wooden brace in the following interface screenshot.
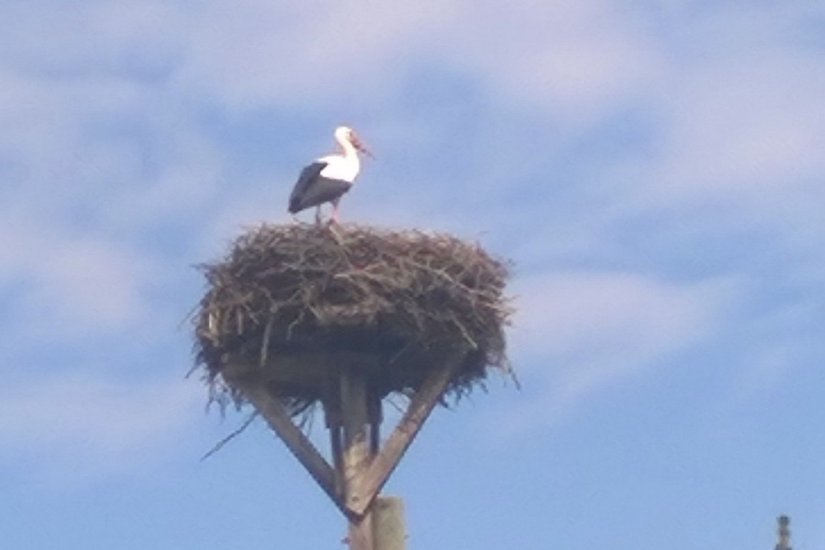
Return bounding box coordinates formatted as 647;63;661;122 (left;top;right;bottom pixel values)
227;373;347;516
347;357;461;517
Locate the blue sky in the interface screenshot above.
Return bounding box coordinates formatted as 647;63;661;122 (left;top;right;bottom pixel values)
2;1;824;548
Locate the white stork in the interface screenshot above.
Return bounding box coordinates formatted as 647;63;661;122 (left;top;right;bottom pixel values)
288;126;373;225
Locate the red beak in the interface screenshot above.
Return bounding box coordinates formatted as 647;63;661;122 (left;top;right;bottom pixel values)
350;133;375;159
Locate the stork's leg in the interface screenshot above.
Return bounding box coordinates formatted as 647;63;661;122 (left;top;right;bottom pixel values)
315;206;322;226
330;199;341;225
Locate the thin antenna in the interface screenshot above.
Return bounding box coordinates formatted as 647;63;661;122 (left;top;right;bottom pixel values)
775;515;792;550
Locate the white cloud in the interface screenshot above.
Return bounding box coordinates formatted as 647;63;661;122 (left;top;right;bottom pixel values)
0;17;226;334
0;0;183;77
0;370;202;470
173;0;668;131
499;270;740;431
512;271;722;358
0;217;154;332
650;54;825;198
182;1;454;109
452;1;665;125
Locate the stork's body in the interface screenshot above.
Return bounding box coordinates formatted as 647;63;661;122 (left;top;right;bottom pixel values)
288;126;372;225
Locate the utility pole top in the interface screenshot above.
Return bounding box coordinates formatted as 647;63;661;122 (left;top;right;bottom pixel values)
775;515;791;550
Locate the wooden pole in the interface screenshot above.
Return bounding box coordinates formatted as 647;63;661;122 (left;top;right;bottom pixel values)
373;496;406;550
350;359;460;516
324;378;345;499
341;367;374;550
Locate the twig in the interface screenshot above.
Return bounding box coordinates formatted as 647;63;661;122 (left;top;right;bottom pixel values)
200;412;258;461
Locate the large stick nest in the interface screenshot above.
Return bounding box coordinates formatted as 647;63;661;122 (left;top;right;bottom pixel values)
193;224;512;416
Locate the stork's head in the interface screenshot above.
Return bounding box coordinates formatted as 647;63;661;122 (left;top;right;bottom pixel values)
335;125;374;158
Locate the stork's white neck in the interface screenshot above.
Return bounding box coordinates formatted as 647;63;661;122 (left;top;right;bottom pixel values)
336;133;357;159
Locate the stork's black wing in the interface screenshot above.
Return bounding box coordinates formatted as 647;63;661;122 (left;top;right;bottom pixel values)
288;162;352;213
288;162;327;213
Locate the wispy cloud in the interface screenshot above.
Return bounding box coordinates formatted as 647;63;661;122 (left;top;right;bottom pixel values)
449;1;665;126
180;1;454;109
647;54;825;198
499;270;740;431
0;217;154;333
0;369;202;478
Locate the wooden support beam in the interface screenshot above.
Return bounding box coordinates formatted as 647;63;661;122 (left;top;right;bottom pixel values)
227;375;346;516
225;352;462;532
349;358;460;517
324;381;345;498
368;391;382;456
342;368;374;550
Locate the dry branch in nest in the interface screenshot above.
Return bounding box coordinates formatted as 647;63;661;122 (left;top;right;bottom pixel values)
192;223;513;419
